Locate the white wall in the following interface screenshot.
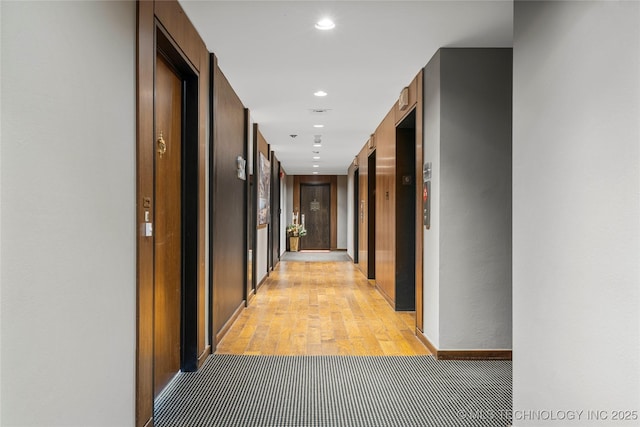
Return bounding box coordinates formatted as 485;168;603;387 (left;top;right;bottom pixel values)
256;227;269;282
347;172;354;259
513;1;640;425
1;1;136;426
337;175;348;250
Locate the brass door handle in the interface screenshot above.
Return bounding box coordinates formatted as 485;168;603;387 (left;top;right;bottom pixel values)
157;131;167;158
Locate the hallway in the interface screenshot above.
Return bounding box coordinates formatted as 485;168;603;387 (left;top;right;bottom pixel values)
216;255;429;356
157;253;511;427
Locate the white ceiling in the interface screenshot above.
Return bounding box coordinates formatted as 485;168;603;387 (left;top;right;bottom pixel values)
179;1;513;175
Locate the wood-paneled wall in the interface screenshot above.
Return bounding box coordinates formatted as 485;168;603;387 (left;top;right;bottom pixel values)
350;71;423;314
270;152;281;268
356;143;369;278
375;108;397;305
212;63;247;344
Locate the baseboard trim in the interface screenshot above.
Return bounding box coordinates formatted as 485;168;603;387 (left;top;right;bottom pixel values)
257;274;268;290
197;345;211;368
375;284;396;310
416;329;512;360
246;288;256;306
416;328;438;355
215;301;245;344
437;349;512;360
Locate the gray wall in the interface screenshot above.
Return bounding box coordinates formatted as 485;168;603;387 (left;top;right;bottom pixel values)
423;48;512;350
1;1;136;425
423;51;442;346
513;1;640;423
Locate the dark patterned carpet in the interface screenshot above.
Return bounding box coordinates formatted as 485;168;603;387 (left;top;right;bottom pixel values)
155;355;512;427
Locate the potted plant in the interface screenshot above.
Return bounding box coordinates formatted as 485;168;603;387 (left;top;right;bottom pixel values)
286;223;307;252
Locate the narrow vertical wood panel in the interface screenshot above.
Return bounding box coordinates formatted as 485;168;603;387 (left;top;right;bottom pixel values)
330;175;338;249
197;37;209;364
257;129;269;158
271;153;281;263
357;146;368;277
136;1;154;425
375;108;397;306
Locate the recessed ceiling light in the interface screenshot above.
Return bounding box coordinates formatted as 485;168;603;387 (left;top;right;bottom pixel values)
313;164;320;168
314;90;327;97
313;124;324;128
313;156;320;160
313;143;322;147
313;171;319;175
315;18;335;31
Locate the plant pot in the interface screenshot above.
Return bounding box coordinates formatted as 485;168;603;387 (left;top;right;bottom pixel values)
289;236;299;252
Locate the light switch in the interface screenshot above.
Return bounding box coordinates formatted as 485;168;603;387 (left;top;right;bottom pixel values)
145;223;153;237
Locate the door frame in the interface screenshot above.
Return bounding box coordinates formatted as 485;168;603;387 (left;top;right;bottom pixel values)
292;175;338;250
353;167;359;263
299;182;332;250
270;152;281;267
367;151;376;279
136;2;209;426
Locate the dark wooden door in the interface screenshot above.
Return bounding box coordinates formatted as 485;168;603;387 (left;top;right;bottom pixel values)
300;184;330;250
154;53;182;397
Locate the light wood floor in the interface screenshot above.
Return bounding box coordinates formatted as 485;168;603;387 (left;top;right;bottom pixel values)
215;257;430;356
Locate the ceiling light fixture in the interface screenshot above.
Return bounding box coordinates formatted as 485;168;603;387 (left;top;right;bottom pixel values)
313;156;320;160
313;143;322;148
313;124;324;128
313;164;320;168
313;171;319;175
314;90;327;97
315;18;335;31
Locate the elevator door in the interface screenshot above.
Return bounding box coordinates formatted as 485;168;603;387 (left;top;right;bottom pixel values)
153;53;182;397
